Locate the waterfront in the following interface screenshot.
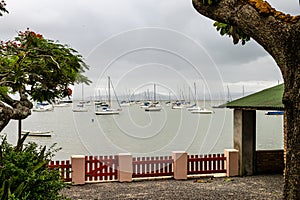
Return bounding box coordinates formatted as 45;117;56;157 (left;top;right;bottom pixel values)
2;101;283;160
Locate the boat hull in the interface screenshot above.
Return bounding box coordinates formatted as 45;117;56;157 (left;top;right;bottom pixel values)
265;111;284;115
191;109;214;114
145;107;162;112
95;110;120;115
21;130;52;137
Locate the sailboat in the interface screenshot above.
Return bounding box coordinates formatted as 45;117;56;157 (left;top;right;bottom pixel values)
191;83;213;114
145;84;162;112
95;76;121;115
187;82;201;111
72;84;88;112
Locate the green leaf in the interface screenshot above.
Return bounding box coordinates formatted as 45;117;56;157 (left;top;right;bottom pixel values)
14;132;29;152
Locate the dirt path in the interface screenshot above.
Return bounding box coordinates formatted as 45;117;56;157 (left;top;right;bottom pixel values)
61;174;283;199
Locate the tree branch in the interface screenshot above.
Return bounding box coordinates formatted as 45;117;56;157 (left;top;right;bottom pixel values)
0;92;16;107
192;0;299;72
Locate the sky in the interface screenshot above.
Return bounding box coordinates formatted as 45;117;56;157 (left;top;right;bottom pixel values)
0;0;298;100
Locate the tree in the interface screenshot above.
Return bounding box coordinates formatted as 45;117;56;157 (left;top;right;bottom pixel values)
0;29;91;132
0;0;8;16
192;0;299;199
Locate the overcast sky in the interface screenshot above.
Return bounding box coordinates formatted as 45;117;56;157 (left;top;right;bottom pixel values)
1;0;298;100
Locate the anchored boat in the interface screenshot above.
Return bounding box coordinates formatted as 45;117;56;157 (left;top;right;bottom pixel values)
21;130;53;137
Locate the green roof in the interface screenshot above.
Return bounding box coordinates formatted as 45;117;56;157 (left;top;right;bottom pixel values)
226;84;284;110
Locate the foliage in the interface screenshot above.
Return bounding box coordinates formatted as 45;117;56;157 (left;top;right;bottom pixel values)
0;29;91;103
198;0;251;45
0;134;68;200
213;22;251;45
0;0;8;16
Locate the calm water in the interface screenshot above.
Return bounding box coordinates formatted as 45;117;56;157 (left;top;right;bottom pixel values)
2;101;283;160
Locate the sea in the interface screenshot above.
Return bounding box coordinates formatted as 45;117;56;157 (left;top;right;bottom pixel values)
2;101;284;160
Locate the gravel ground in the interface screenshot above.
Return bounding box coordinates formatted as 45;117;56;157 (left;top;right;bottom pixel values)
61;174;283;200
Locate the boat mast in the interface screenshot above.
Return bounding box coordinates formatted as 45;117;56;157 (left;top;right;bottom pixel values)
194;82;197;105
203;84;206;108
154;84;156;102
82;84;84;102
108;76;111;107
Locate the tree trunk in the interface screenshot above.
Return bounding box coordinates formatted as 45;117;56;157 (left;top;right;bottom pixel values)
192;0;300;198
0;105;14;132
282;66;300;199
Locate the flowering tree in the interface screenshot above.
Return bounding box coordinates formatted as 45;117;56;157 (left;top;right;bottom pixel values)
192;0;299;199
0;29;91;131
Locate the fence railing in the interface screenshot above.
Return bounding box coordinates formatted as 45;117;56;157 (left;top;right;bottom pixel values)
48;149;239;184
188;154;226;175
132;156;173;178
48;160;72;182
85;155;119;181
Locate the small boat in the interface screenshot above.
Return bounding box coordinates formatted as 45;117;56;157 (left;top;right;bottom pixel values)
144;84;162;112
95;106;121;115
265;111;284;115
172;102;185;109
72;103;88;112
73;84;90;112
165;101;171;106
32;102;54;112
21;130;53;137
145;103;162;112
187;83;200;111
140;101;152;108
191;108;214;114
95;76;121;115
190;83;213;114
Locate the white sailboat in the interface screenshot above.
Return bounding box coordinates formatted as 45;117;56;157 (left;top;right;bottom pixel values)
72;84;88;112
95;76;121;115
187;82;201;111
191;83;213;114
145;84;162;112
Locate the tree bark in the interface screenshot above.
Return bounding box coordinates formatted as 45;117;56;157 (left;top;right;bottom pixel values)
192;0;300;199
0;101;32;132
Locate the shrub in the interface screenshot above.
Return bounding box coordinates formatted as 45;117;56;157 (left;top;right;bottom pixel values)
0;134;68;200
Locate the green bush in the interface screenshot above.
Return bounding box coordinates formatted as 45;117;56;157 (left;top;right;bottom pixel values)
0;134;68;200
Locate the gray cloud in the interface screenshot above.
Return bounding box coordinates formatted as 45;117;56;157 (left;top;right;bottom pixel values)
1;0;292;98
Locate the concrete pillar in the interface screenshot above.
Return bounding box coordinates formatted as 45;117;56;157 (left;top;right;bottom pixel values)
234;109;256;176
71;155;85;185
224;149;239;177
118;153;132;182
172;151;187;180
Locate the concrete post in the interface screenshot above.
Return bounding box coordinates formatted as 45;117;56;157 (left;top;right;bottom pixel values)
224;149;239;177
118;153;133;182
234;109;256;176
172;151;187;180
71;155;85;185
